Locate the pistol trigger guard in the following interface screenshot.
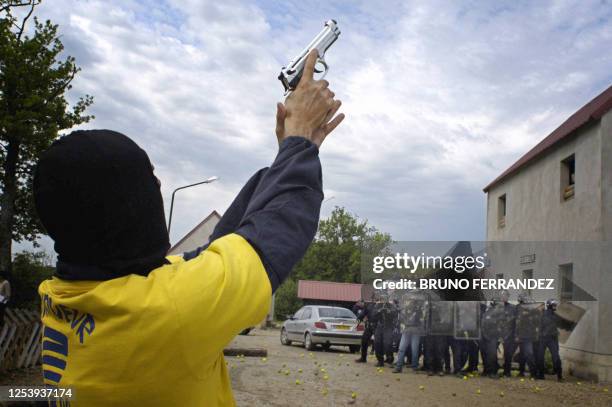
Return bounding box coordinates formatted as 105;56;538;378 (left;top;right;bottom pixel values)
315;58;329;80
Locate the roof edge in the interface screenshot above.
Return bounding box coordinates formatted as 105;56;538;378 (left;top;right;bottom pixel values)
483;85;612;193
169;210;222;252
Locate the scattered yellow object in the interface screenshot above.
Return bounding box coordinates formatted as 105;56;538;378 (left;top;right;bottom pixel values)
284;370;290;376
603;388;608;392
323;374;329;381
500;391;505;397
322;388;328;396
321;368;326;373
476;389;481;395
577;382;582;385
351;392;357;399
419;385;425;391
295;380;301;385
298;368;303;373
463;376;468;380
261;358;267;362
520;378;525;383
468;374;474;378
309;352;314;357
535;386;540;392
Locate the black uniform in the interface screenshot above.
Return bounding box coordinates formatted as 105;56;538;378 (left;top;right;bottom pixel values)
536;308;562;380
374;302;398;366
355;302;376;362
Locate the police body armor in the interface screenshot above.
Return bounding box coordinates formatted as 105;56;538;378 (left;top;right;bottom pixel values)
482;303;515;341
453;301;481;340
428;301;454;336
515;302;543;341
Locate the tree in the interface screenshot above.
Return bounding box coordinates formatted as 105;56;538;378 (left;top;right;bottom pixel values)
293;206;393;283
0;0;93;275
274;206;392;319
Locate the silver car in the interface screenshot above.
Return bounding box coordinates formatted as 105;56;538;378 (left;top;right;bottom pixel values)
280;305;363;353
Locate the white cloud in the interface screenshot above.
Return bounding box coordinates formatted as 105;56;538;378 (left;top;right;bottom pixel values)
14;0;612;257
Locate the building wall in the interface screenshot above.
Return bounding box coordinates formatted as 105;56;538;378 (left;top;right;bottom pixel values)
168;213;220;255
485;110;611;381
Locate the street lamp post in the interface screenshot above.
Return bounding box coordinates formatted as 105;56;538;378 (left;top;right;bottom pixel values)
167;176;218;236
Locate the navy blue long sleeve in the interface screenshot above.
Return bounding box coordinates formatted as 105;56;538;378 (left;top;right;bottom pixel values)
235;137;323;291
183;136;323;291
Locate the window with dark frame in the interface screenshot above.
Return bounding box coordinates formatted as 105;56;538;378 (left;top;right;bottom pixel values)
559;263;574;302
498;194;506;228
522;269;533;296
561;154;575;201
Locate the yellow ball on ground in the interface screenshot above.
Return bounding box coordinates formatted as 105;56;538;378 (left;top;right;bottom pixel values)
298;368;303;373
419;385;425;391
476;389;481;395
351;392;357;399
500;391;505;397
295;379;301;385
463;376;468;380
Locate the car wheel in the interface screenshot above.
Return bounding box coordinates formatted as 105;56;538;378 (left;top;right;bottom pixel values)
349;345;361;353
280;328;292;346
321;343;331;351
304;332;315;351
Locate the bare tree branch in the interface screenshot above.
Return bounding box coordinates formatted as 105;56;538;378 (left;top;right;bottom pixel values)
16;1;36;42
0;1;36;15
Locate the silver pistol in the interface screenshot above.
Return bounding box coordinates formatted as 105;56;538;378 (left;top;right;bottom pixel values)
278;19;340;93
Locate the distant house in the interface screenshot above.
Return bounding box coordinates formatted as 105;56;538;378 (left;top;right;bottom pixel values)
168;210;221;255
297;280;365;310
483;85;612;381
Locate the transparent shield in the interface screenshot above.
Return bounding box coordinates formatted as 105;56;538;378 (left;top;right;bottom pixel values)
454;301;481;340
516;303;544;340
429;301;454;336
482;304;514;341
397;292;428;331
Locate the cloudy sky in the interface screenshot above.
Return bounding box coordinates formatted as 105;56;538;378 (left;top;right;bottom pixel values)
15;0;612;254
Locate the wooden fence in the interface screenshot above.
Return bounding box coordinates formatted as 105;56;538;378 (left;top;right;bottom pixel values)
0;308;42;371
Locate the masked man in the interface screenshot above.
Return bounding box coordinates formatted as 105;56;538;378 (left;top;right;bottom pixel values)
35;51;344;406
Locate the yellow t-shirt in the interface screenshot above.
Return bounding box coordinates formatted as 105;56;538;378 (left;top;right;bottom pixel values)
38;233;271;406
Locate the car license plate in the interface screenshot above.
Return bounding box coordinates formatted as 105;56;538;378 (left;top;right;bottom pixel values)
335;325;350;330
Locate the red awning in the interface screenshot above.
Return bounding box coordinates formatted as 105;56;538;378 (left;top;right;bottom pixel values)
297;280;363;302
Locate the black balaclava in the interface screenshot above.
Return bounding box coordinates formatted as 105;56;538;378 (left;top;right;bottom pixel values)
33;130;170;281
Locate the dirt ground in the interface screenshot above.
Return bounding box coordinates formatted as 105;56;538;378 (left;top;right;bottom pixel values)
2;328;609;406
229;328;610;407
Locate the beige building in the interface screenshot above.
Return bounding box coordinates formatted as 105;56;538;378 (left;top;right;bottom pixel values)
168;210;221;255
483;85;612;381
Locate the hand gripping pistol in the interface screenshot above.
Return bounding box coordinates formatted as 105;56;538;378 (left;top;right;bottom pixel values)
278;19;340;94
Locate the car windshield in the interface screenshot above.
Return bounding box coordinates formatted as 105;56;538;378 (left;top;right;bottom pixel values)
318;308;355;319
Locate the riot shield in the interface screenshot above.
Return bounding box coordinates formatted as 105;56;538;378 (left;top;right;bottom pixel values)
428;301;454;336
398;292;428;332
482;304;514;341
454;301;481;340
515;303;543;341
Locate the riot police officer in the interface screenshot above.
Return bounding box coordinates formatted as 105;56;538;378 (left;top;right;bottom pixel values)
514;293;537;378
374;298;398;367
536;299;563;381
354;299;376;363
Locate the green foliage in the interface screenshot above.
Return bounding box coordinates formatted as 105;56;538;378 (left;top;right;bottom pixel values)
293;206;393;283
274;206;392;317
9;250;53;309
274;279;301;320
0;0;94;244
